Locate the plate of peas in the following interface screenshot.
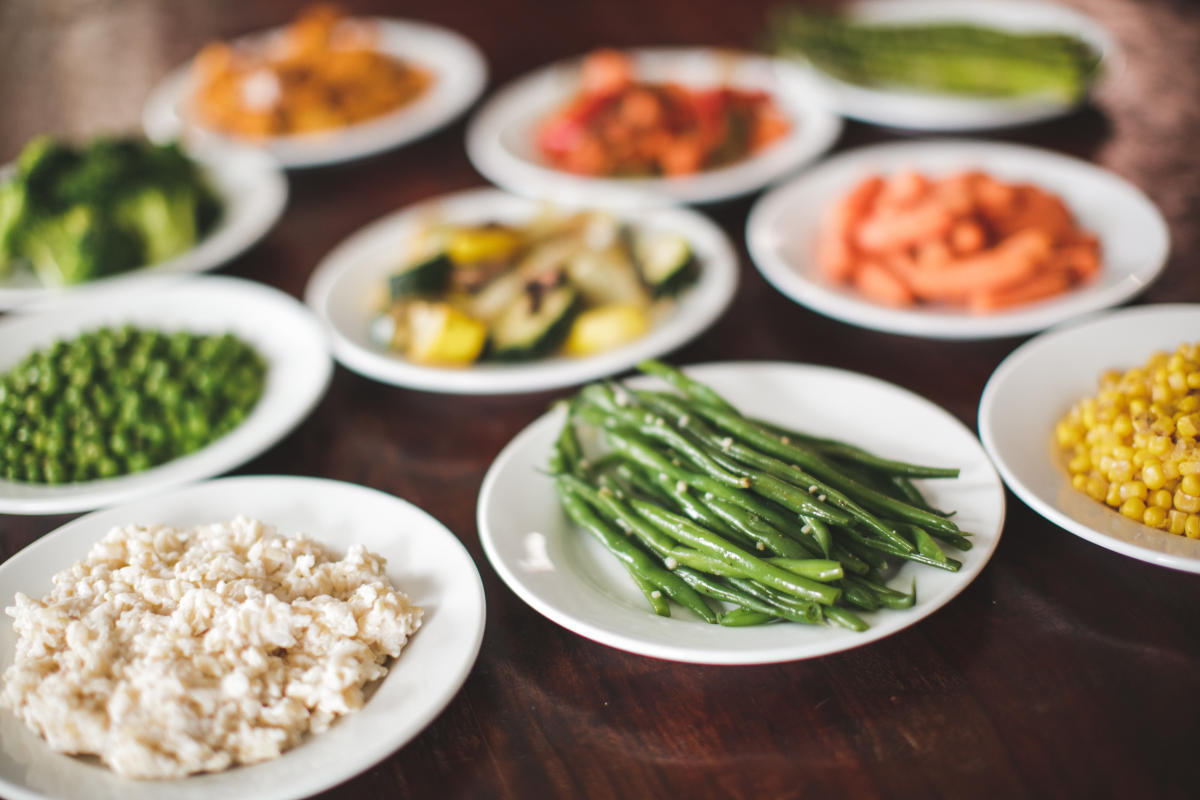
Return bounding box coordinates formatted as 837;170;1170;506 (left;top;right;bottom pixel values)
0;275;332;515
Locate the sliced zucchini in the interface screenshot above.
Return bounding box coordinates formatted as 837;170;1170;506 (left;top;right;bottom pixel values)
565;247;649;307
629;229;698;297
389;251;451;299
563;304;650;357
489;283;579;361
446;225;522;264
406;301;488;366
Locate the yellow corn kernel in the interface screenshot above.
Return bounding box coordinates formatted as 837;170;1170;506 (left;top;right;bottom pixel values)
1188;515;1200;539
1173;488;1200;513
1072;473;1088;491
1169;509;1187;535
1105;484;1122;507
1068;454;1091;474
1178;395;1200;414
1151;489;1173;509
1164;460;1181;480
1142;462;1166;490
1120;497;1146;519
1119;481;1147;500
1086;475;1108;501
1147;435;1172;456
1182;474;1200;496
1143;506;1168;528
1188;372;1200;389
1179;460;1200;475
1177;414;1199;438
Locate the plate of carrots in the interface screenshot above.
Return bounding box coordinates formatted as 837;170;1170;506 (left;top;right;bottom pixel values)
466;48;843;207
746;139;1169;339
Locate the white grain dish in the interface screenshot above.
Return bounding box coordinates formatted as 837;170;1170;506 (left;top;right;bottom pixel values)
143;19;487;169
0;147;286;310
0;277;332;515
979;304;1200;573
466;48;842;207
478;362;1006;664
785;0;1118;131
0;475;486;800
746;139;1169;340
304;188;738;394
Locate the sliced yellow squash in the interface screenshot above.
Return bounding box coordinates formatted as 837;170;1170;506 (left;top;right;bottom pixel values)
563;304;650;357
406;301;488;366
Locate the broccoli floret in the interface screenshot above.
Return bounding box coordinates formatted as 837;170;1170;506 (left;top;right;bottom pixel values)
54;137;143;207
21;205;143;286
0;179;28;277
114;185;203;264
15;135;81;210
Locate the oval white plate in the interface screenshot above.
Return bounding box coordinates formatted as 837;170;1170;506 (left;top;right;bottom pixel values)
466;48;843;207
478;362;1006;664
304;188;738;394
144;18;487;169
746;139;1169;340
0;276;331;515
980;304;1200;572
0;147;286;310
783;0;1118;131
0;475;486;800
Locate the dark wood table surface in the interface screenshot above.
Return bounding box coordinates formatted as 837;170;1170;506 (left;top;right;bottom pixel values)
3;0;1200;797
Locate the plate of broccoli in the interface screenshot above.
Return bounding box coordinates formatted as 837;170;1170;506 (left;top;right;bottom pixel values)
0;135;286;309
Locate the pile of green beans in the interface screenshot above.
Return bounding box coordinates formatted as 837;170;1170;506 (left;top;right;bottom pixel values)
0;325;266;484
549;360;971;631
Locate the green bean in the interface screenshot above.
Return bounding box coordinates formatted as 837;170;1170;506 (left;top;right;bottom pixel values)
765;558;844;582
724;577;823;624
556;479;718;623
719;608;777;626
631;499;842;606
547;402;583;476
705;494;814;558
751;417;959;478
636;360;737;413
671;568;795;621
823;605;869;632
631;572;670;616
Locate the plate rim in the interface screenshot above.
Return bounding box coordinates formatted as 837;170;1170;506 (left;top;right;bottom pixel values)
745;137;1170;340
464;47;844;207
142;17;489;169
477;360;1007;664
303;187;740;394
978;302;1200;573
0;276;333;515
0;474;487;800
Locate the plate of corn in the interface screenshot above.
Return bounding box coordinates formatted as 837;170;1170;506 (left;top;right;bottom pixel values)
980;304;1200;572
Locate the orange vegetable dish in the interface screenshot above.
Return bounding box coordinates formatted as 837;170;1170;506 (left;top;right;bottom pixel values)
537;50;791;177
189;5;431;139
816;170;1101;313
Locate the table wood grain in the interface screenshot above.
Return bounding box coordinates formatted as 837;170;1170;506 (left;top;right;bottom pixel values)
2;0;1199;797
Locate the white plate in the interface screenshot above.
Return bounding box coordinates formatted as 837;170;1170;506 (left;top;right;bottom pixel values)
0;475;486;800
0;277;331;515
144;18;487;169
304;188;738;394
979;304;1200;572
784;0;1118;131
466;48;843;207
0;147;286;310
747;139;1169;340
478;362;1006;664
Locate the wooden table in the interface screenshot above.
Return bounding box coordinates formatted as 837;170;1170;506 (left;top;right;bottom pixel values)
2;0;1199;797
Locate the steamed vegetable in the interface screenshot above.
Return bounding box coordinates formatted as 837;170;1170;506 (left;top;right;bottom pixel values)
0;135;221;287
768;9;1102;100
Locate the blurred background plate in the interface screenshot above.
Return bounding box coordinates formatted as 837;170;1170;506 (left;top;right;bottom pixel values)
0;146;286;310
143;18;488;169
746;139;1168;340
786;0;1119;131
466;48;842;208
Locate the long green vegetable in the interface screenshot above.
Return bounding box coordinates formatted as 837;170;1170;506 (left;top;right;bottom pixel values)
548;360;970;631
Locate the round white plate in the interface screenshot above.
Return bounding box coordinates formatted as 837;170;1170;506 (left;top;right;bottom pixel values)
466;48;843;207
0;475;486;800
0;147;286;310
746;139;1169;340
478;362;1006;664
783;0;1118;131
304;188;739;395
0;276;332;515
144;18;488;169
980;303;1200;572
